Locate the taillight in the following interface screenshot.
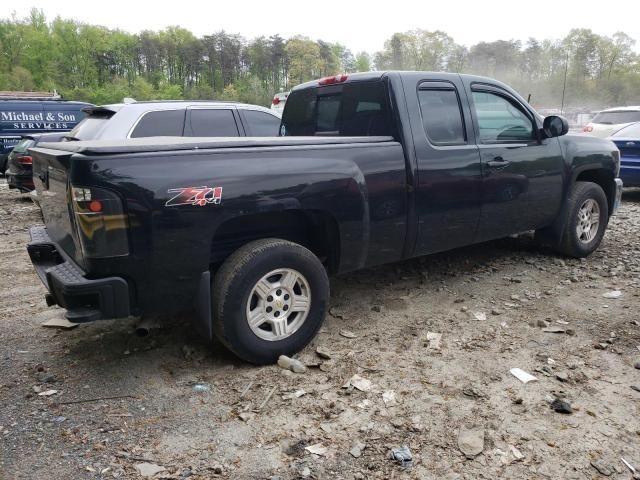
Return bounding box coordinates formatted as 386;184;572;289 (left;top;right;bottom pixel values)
318;74;348;85
71;186;128;258
17;155;32;165
272;96;281;105
583;126;593;132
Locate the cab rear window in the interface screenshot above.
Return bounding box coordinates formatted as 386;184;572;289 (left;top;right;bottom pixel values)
281;81;393;137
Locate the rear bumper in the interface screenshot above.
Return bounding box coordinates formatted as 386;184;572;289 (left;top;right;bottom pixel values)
613;178;623;215
7;172;34;192
27;226;131;322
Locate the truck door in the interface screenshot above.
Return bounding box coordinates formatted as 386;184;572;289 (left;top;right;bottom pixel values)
464;82;564;241
403;75;483;255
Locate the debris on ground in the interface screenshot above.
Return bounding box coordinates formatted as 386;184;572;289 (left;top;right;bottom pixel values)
339;329;357;339
344;374;373;392
389;446;413;469
40;317;78;330
426;331;442;350
542;326;567;334
191;383;210;393
349;442;366;458
36;389;58;396
305;444;328;456
282;389;306;400
458;425;485;458
509;445;524;462
382;390;397;406
510;368;537;384
550;398;573;414
602;290;622;299
134;463;166;477
590;459;613;477
277;355;307;373
315;346;332;359
238;411;255;422
473;312;487;321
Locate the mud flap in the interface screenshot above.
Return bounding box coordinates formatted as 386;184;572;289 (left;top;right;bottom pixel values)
194;271;213;342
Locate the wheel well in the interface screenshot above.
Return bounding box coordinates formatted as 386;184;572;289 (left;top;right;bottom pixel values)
575;169;615;215
210;210;340;274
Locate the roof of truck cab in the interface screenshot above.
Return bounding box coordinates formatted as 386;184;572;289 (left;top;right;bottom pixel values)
34;136;395;155
292;71;521;92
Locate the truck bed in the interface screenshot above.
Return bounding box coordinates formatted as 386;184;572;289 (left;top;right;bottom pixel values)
37;135;395;155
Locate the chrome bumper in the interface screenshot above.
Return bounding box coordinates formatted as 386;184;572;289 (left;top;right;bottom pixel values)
612;178;623;215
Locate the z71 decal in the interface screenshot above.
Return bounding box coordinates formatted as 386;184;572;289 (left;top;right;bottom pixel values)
165;186;223;207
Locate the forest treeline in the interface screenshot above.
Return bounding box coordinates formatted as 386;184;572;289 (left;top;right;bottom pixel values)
1;9;639;109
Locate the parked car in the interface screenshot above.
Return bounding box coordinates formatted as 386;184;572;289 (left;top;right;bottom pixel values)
608;122;640;187
583;106;640;138
66;101;282;142
5;132;66;192
270;92;289;115
27;71;622;364
0;92;91;174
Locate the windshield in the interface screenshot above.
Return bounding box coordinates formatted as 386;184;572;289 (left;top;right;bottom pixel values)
612;122;640;138
281;80;394;137
67;115;112;140
592;110;640;125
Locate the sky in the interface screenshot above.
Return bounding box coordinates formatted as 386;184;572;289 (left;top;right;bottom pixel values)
7;0;640;53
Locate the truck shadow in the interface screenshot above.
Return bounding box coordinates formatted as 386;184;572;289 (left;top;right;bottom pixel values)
58;232;547;381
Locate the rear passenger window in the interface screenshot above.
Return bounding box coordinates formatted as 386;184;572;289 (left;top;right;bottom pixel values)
243;110;281;136
130;110;185;138
418;88;466;144
188;109;239;137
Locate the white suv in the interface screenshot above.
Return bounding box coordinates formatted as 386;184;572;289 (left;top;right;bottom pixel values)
67;101;282;141
583;106;640;138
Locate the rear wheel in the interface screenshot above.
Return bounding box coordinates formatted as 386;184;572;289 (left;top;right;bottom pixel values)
212;238;329;364
555;181;609;257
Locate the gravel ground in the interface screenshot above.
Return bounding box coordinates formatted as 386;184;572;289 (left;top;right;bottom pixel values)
1;177;639;479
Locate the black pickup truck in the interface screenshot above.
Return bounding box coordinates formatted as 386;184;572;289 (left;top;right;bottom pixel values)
27;71;622;363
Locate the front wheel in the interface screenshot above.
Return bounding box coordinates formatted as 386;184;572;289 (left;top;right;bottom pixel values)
212;238;329;364
556;181;609;258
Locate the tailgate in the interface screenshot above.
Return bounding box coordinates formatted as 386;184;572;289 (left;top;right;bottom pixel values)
30;146;80;262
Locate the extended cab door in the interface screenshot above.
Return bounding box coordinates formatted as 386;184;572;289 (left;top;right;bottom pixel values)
463;81;564;241
402;73;483;255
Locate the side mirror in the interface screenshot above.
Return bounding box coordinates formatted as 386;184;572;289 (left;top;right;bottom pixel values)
542;115;569;138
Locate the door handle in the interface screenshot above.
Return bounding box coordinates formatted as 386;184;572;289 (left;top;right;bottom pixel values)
487;157;510;169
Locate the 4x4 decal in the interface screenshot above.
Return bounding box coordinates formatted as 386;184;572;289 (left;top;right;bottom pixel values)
165;186;223;207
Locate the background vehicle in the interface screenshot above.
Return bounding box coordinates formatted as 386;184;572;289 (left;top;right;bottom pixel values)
270;92;289;115
0;92;91;173
68;101;282;141
27;71;622;364
6;132;66;192
583;106;640;138
608;122;640;187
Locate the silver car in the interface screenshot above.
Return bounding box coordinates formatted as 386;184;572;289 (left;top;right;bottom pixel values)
67;101;282;141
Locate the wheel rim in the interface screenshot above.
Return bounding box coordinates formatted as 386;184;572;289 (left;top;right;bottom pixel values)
245;268;311;342
576;198;600;244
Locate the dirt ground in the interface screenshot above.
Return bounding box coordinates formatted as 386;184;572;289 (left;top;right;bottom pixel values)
1;177;639;480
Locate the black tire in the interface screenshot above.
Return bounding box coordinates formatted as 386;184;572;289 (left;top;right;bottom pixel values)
556;181;609;258
212;238;329;364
